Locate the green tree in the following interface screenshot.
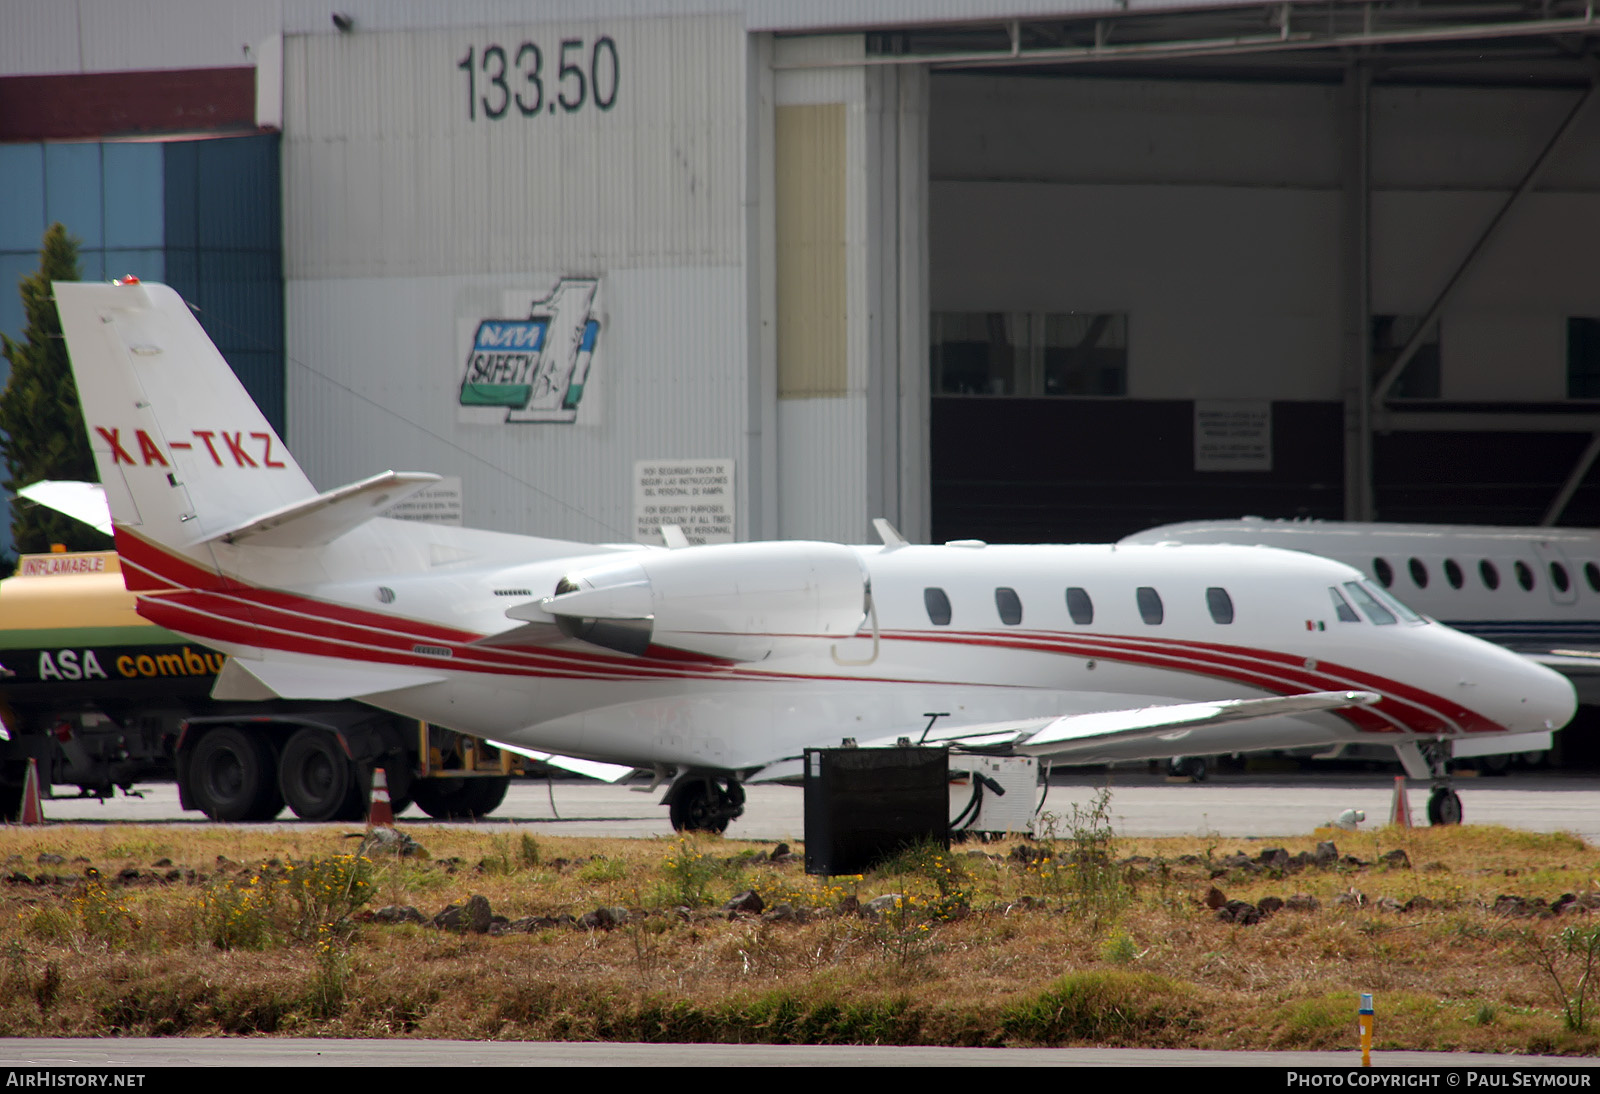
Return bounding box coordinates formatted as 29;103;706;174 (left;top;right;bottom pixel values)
0;224;109;555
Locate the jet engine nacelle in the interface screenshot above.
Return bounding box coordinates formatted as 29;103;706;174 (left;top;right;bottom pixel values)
539;541;869;661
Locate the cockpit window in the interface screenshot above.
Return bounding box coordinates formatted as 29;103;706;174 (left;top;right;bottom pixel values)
1329;587;1361;622
1205;587;1234;624
1364;581;1423;623
1065;587;1094;625
924;587;952;626
1343;581;1396;625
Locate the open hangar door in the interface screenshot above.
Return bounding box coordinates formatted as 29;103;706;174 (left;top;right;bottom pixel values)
905;2;1600;545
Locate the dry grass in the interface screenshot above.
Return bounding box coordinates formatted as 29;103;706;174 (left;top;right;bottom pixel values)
0;820;1596;1052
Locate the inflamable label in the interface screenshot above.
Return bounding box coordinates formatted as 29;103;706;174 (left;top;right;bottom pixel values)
458;279;601;424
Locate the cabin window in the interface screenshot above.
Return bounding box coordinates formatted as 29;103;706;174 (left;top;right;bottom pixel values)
1205;587;1234;624
1408;558;1428;588
1372;558;1394;588
1586;562;1600;593
1480;560;1500;590
1443;559;1463;589
1065;587;1094;625
1343;582;1396;625
1551;562;1572;593
995;587;1023;626
1515;560;1535;591
1329;587;1361;622
924;587;952;626
1136;586;1164;625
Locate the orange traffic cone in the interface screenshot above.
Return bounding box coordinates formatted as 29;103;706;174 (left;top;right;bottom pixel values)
1389;776;1411;828
367;766;395;828
18;757;45;825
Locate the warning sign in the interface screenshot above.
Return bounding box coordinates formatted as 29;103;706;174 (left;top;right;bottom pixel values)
634;459;735;546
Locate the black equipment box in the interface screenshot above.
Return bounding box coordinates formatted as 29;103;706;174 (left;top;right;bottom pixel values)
803;746;948;876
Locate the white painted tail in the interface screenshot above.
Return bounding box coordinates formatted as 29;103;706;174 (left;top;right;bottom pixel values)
54;280;318;565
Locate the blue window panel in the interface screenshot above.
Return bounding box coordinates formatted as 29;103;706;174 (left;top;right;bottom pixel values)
0;145;46;251
77;249;105;282
102;143;164;249
196;135;280;250
0;252;37;343
162;249;199;304
43;144;103;248
221;351;284;434
195;270;282;354
162;141;198;250
103;249;165;284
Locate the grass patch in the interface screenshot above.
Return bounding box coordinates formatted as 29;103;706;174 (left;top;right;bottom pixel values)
0;821;1594;1052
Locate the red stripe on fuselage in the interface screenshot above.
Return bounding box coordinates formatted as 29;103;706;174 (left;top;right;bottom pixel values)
119;531;1505;735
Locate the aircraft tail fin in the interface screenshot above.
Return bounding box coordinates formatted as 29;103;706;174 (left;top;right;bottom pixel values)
54;280;319;578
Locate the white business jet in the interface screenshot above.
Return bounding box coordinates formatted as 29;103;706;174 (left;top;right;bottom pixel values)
54;280;1577;828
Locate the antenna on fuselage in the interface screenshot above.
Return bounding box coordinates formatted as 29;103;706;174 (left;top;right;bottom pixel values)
872;518;909;547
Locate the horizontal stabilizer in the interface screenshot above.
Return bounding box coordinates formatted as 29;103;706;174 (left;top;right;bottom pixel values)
208;471;441;548
212;656;446;701
15;481;113;535
486;740;637;783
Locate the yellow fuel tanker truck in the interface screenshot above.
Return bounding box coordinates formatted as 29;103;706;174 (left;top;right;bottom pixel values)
0;550;518;821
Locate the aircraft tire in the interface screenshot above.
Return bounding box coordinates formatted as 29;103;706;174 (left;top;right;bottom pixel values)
190;727;284;822
667;776;738;834
1426;787;1464;826
411;776;509;819
279;729;364;822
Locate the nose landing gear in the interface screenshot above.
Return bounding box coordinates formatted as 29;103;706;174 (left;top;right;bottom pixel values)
1426;786;1463;826
1416;740;1463;826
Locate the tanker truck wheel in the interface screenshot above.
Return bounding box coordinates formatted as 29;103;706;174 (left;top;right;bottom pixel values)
190;727;284;822
411;776;509;819
279;729;365;822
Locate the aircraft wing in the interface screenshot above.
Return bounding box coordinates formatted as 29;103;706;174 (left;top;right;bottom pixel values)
14;480;113;535
744;689;1378;784
486;740;637;783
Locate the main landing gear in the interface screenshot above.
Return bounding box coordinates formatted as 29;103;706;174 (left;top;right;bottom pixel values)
664;773;746;833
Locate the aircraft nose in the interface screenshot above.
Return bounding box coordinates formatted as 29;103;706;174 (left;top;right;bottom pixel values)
1495;651;1577;733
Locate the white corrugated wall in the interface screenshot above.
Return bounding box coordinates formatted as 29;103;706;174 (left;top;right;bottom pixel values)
283;14;756;543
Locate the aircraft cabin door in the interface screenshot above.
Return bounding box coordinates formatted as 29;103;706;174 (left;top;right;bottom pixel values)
1532;541;1579;607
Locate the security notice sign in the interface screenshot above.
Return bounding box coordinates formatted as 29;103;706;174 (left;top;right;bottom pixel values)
1194;400;1272;472
635;459;735;545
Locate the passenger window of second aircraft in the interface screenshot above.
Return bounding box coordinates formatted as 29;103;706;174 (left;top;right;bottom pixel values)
924;587;952;626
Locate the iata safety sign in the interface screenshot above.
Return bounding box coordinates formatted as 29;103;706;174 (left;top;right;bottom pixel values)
457;279;601;424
